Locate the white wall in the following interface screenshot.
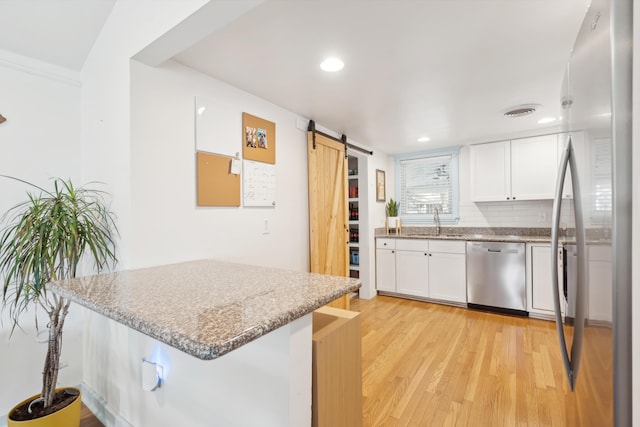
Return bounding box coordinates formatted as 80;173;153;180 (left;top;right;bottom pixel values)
0;51;85;418
80;0;209;270
361;151;394;298
128;60;310;271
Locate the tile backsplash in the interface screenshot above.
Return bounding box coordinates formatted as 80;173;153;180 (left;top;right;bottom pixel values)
457;200;574;228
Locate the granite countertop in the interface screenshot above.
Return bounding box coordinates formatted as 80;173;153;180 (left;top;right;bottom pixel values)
374;226;609;245
49;260;361;360
375;226;554;243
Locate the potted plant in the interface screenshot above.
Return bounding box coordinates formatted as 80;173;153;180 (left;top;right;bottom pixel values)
0;177;117;426
385;198;400;230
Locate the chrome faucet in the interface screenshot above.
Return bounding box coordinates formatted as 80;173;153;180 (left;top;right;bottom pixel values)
433;207;440;236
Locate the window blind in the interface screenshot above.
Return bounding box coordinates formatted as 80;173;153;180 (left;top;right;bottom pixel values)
399;155;453;216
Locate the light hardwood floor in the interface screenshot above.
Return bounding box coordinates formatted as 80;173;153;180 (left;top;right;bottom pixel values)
350;295;606;427
81;295;610;426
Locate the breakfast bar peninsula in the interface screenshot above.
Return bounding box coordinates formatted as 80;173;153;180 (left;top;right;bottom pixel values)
50;259;360;427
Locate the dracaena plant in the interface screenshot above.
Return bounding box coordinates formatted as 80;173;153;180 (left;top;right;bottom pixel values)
0;176;117;409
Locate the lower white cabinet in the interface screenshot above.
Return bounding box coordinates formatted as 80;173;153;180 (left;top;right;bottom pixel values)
587;245;612;323
395;239;429;297
527;243;613;323
429;252;466;303
376;238;466;305
376;239;397;292
527;244;565;318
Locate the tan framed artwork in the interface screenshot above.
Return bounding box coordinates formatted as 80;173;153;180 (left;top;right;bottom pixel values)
242;112;276;164
376;169;386;202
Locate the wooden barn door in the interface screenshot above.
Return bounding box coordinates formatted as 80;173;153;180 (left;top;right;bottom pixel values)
308;131;350;309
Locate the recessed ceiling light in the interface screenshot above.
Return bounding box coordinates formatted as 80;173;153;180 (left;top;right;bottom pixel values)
417;136;430;142
320;57;344;72
537;117;557;124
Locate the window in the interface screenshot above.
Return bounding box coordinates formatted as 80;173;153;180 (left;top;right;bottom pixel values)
395;147;460;224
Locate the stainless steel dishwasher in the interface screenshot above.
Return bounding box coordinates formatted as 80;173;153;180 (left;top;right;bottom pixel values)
466;241;527;315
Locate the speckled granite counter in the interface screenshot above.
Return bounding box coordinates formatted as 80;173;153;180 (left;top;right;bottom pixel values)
374;226;610;245
50;259;361;360
375;227;561;243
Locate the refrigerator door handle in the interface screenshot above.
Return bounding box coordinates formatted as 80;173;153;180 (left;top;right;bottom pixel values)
551;135;574;389
567;133;587;390
551;135;588;391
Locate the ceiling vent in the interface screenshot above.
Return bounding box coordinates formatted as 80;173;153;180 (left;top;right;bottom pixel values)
503;104;541;118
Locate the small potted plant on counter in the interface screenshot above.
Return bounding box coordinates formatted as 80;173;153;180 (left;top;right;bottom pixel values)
385;198;401;234
0;177;118;427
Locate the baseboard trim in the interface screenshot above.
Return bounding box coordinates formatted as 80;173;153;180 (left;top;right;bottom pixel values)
80;383;133;427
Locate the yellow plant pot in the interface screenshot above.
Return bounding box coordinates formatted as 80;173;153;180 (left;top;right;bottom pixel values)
7;387;81;427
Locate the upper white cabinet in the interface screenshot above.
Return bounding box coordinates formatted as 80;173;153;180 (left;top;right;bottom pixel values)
470;134;559;202
511;135;559;200
470;140;511;201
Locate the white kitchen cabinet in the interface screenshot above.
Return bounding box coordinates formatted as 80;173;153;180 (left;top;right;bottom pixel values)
470;134;559;202
396;250;429;297
376;238;466;305
527;244;565;318
470;140;510;202
376;239;396;292
511;134;558;200
428;240;466;303
587;245;612;323
395;239;429;297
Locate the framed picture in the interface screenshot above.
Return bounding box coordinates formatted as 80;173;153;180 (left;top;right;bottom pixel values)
376;169;386;202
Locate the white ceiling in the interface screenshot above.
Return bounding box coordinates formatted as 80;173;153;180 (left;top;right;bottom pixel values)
0;0;589;154
173;0;589;153
0;0;115;70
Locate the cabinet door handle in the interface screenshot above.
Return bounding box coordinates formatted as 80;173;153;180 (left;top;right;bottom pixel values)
392;250;395;254
513;196;517;200
506;197;511;200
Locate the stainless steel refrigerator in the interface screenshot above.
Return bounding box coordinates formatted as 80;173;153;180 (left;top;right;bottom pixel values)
550;0;632;425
